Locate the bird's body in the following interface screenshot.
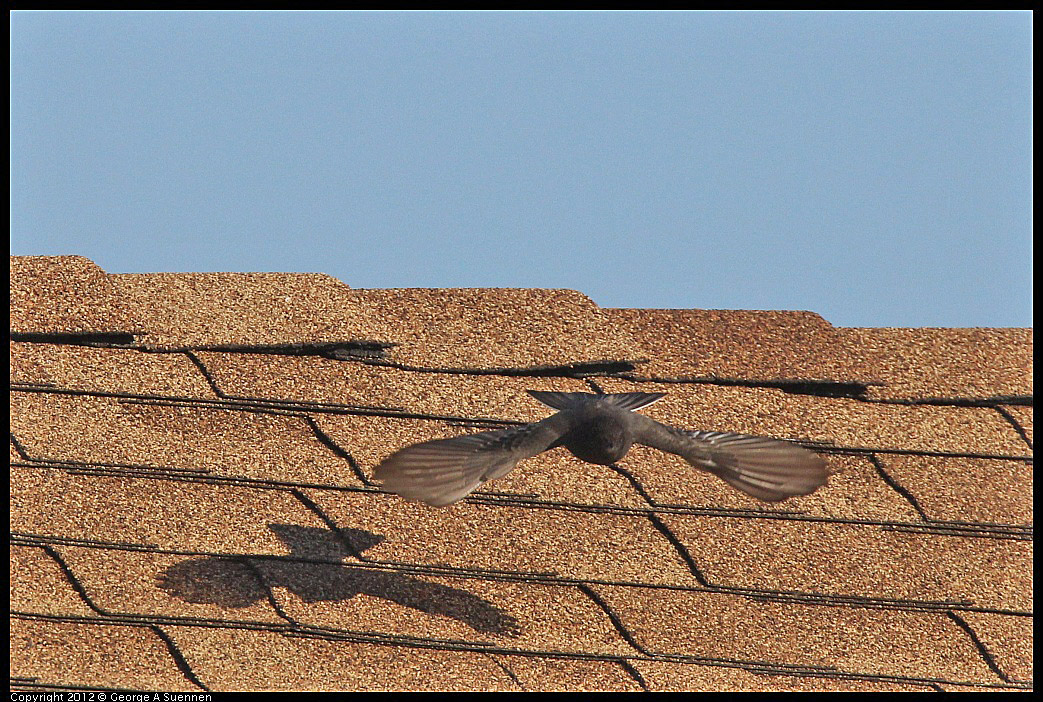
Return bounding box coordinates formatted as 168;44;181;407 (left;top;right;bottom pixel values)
555;400;633;464
374;390;828;507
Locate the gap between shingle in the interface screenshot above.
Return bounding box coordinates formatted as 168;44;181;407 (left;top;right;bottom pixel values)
992;406;1033;449
14;337;1030;407
351;358;641;377
945;611;1014;684
166;341;395;360
147;625;212;692
11;331;139;347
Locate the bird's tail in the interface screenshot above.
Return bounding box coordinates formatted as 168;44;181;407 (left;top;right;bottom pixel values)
527;390;666;412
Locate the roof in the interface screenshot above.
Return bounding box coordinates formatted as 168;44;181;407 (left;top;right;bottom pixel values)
10;255;1032;692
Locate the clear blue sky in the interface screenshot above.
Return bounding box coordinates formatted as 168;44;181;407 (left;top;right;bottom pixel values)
10;11;1032;327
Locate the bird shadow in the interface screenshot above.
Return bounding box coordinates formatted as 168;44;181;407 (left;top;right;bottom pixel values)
156;523;520;637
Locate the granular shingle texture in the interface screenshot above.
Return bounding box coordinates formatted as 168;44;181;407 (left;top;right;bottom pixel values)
10;256;1033;693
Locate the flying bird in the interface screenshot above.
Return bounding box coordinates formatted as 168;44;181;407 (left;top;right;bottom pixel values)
374;390;828;507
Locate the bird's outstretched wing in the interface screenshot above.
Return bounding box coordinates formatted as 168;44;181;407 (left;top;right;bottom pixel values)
374;414;572;506
629;414;828;502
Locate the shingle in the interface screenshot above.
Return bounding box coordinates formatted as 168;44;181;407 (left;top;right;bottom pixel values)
660;515;1031;611
108;271;379;349
999;404;1033;446
487;449;654;508
620;447;923;522
165;626;519;691
10;467;325;554
839;327;1032;401
11;342;216;397
596;379;1029;456
10;618;200;691
879;454;1032;524
57;546;287;624
345;287;639;370
314;414;497;472
956;611;1033;683
260;566;632;657
490;655;645;692
11;545;95;616
303;489;695;586
631;660;929;692
593;585;999;682
11;391;347;485
10;255;140;334
602;308;867;383
194;350;591;419
107;276;643;372
9;256;1032;693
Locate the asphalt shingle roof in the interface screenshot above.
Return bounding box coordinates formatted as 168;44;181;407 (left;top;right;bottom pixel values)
10;255;1033;692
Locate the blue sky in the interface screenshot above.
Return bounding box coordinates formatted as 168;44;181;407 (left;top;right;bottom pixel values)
10;11;1032;327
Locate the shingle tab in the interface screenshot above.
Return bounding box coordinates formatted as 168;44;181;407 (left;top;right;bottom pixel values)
840;327;1033;400
194;350;592;419
304;490;696;586
631;660;929;692
10;467;327;553
11;341;217;397
109;271;378;349
165;627;519;692
11;618;201;691
880;454;1032;524
594;585;1000;682
11;545;95;616
596;378;1029;456
11;391;347;485
661;515;1031;611
957;610;1033;684
11;256;141;335
262;568;631;656
59;546;288;624
346;287;639;370
492;656;645;692
603;307;866;383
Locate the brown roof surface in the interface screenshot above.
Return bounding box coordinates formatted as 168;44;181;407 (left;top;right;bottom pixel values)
10;255;1033;693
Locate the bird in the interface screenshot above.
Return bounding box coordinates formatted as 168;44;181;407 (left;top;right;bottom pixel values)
374;390;828;507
